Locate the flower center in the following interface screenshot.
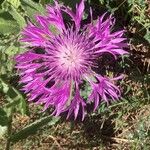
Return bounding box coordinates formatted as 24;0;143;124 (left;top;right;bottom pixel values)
58;44;83;71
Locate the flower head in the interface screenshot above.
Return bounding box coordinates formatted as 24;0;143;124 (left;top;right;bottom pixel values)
15;0;128;120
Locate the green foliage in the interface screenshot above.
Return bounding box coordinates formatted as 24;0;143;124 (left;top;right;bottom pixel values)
128;0;150;42
0;108;8;138
7;0;21;8
0;16;19;34
0;76;27;115
10;116;60;143
39;0;54;5
9;6;26;28
0;108;8;126
21;0;45;20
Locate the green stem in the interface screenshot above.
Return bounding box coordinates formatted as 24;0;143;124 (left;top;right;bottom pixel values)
5;108;13;150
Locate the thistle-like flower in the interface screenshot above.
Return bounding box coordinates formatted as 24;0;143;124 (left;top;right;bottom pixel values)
15;0;128;120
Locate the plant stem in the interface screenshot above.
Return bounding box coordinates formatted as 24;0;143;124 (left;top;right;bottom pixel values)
5;109;13;150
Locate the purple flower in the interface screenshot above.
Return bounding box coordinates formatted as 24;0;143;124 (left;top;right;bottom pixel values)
15;0;128;120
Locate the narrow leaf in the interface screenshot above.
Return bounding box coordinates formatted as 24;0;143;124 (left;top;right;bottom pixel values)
9;6;26;28
0;108;8;126
21;0;45;13
10;116;60;143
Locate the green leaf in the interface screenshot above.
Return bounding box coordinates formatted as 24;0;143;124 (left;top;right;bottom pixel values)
0;17;19;34
21;0;45;13
21;0;45;22
9;6;26;28
39;0;54;5
7;0;21;8
0;11;13;20
0;76;27;115
0;108;8;126
1;1;26;28
10;116;60;143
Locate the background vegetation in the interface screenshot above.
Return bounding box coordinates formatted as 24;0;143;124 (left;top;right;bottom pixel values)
0;0;150;149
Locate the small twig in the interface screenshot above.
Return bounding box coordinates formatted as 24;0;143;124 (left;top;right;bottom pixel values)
116;0;126;10
117;124;134;137
49;135;63;150
102;135;135;143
